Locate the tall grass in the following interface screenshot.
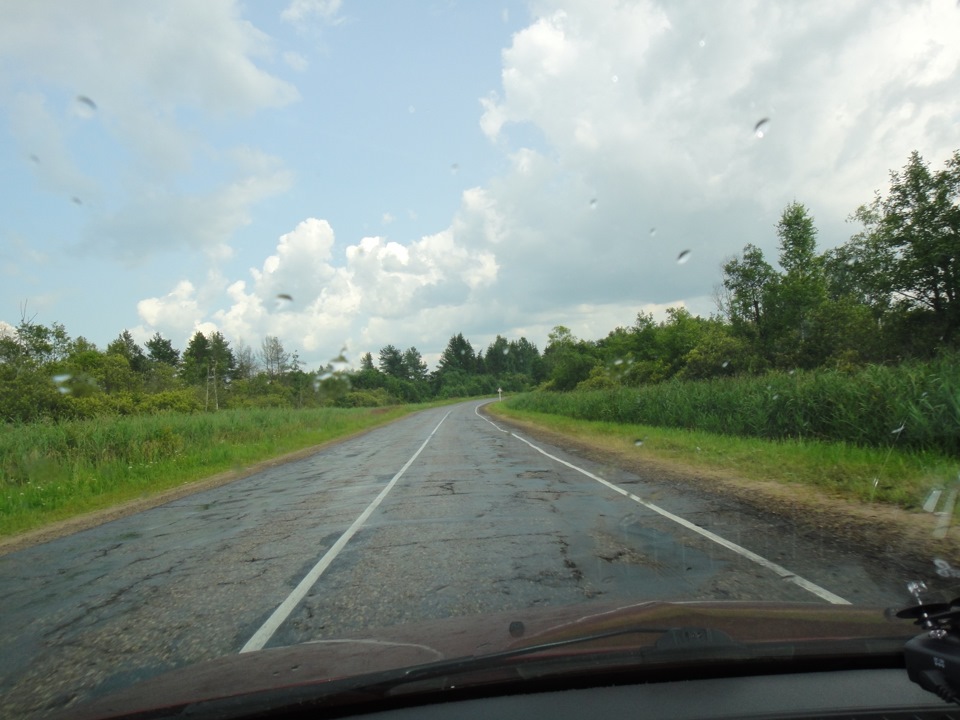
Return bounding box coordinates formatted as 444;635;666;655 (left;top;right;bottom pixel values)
507;354;960;456
0;406;411;536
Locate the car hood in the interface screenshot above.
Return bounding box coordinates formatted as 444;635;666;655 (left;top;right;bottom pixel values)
65;600;916;719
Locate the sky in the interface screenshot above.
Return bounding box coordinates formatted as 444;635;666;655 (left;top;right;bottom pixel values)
2;0;959;371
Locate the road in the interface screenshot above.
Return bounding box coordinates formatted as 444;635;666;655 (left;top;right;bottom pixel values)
0;400;923;717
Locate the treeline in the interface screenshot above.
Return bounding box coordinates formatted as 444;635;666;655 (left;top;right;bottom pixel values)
0;320;547;423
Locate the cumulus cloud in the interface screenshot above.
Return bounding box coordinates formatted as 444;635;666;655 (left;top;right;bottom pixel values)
138;215;499;363
471;0;960;322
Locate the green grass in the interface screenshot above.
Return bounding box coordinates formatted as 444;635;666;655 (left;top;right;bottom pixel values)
0;405;424;537
489;402;958;511
506;355;960;457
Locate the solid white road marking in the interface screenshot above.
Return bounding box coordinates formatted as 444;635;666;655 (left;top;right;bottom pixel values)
241;410;453;653
475;402;849;605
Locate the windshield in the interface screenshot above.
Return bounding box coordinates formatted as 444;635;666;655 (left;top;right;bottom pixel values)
2;1;960;718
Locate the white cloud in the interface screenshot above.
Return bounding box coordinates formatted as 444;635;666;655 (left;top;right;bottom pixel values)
283;51;309;71
281;0;343;27
84;149;292;262
138;216;499;365
471;0;960;324
0;1;299;263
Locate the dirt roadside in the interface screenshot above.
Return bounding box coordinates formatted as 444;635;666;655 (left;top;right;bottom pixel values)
483;410;960;571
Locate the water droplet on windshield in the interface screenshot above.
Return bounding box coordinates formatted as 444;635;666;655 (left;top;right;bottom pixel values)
614;358;624;366
649;227;657;238
754;117;769;138
611;75;619;83
721;360;730;368
71;197;82;205
508;621;525;638
891;423;906;435
74;95;97;118
274;293;293;310
29;154;40;164
698;35;706;48
52;374;72;393
450;163;459;174
408;105;416;114
331;347;349;373
634;439;644;447
502;347;509;355
677;249;691;264
589;198;598;210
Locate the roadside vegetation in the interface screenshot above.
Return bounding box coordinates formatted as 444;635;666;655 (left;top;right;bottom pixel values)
0;405;416;537
488;402;954;511
2;148;959;531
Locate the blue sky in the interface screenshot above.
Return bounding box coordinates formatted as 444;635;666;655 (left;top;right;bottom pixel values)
2;1;959;370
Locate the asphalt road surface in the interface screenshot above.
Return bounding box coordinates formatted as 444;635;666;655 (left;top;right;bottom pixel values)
0;400;927;717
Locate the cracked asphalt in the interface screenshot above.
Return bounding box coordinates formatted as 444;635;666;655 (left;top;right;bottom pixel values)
0;400;926;718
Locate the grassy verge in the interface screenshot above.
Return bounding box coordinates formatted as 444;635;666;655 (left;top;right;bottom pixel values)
0;404;430;537
507;355;960;457
488;401;958;511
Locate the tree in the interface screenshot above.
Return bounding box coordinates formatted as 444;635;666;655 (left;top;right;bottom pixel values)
2;317;72;370
508;337;543;380
260;336;291;378
721;244;776;335
436;333;476;375
485;335;510;376
233;339;259;380
145;332;180;366
360;352;376;371
852;150;960;345
181;332;211;385
402;347;428;381
378;344;407;379
107;330;149;374
543;326;596;391
766;202;828;367
208;332;236;381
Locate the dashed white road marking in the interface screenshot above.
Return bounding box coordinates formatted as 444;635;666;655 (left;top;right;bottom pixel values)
475;402;849;605
241;410;453;653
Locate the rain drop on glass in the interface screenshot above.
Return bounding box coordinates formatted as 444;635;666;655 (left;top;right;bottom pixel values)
74;95;97;118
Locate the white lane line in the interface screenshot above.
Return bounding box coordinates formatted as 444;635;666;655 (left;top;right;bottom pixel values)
477;403;849;605
475;401;510;432
241;410;453;653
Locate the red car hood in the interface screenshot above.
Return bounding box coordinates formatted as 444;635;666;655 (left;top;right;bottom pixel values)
65;600;916;719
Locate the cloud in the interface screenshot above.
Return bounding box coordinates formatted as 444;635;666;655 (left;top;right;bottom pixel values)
281;0;343;27
9;93;100;205
137;216;499;363
0;1;299;262
283;51;309;71
472;0;960;318
83;148;292;263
